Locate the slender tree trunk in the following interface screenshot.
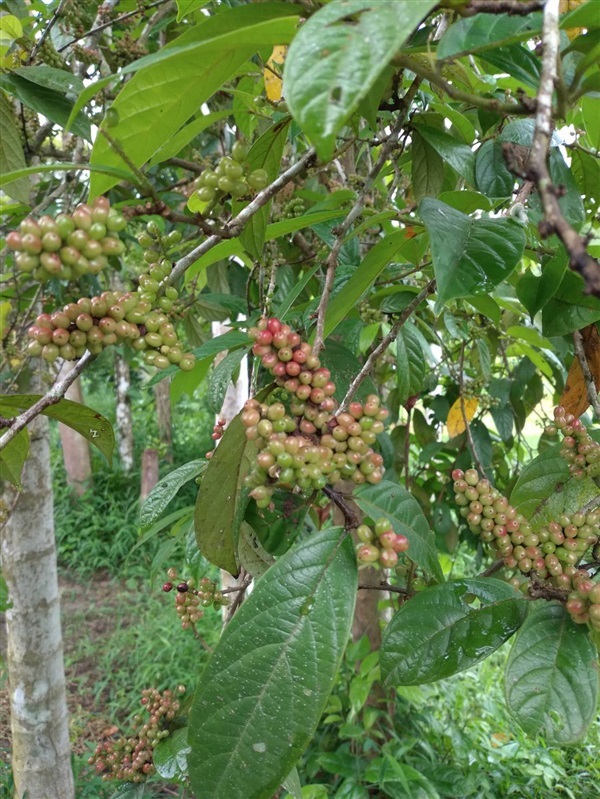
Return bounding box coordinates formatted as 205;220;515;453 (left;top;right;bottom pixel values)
140;448;160;502
57;362;91;496
114;352;134;473
1;415;75;799
154;379;172;462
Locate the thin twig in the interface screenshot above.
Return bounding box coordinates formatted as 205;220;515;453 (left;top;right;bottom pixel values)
462;0;544;15
312;77;422;357
526;0;600;295
573;330;600;418
358;582;408;596
478;559;505;578
27;0;70;64
322;486;360;529
0;351;95;451
167;148;317;284
339;280;436;411
57;0;170;52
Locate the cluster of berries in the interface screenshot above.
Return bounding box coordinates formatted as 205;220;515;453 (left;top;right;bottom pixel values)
452;467;600;626
355;517;409;569
206;417;227;459
6;198;126;281
545;405;600;479
163;570;229;629
191;141;268;205
242;318;387;508
566;575;600;631
88;686;184;782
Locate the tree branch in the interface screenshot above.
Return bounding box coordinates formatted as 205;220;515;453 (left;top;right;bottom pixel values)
322;486;360;529
0;352;95;452
339;280;436;411
461;0;544;16
312;77;422;358
526;0;600;296
57;0;170;52
573;330;600;418
26;0;69;65
358;581;408;596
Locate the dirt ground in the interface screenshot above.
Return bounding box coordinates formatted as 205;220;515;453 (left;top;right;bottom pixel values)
0;574;125;765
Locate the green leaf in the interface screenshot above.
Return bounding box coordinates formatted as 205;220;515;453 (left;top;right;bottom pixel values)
275;263;320;319
354;481;443;582
479;43;541;89
509;447;570;521
318;340;376;404
396;322;425;406
282;768;303;799
381;578;527;686
541;270;600;337
561;0;600;31
207;347;248;414
411;130;444;202
176;0;211;21
516;248;567;319
140;459;205;532
505;603;599;744
0;395;114;463
0;427;29;487
188;528;357;799
89;4;299;196
245;489;309;556
153;728;190;781
0;73;90;140
419;199;525;311
237;522;276;578
412;125;476;185
236;119;290;260
284;0;437;159
437;12;542;59
0;89;29;203
0;161;138;189
322;230;415;342
475;140;514;199
148;109;231;166
12;65;84;96
108;784;147;799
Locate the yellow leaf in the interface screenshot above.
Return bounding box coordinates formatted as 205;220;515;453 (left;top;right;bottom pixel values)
0;301;12;339
447;397;478;438
560;0;585;39
264;45;286;103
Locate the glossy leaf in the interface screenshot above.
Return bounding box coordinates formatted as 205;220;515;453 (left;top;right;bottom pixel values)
90;4;299;195
149;109;230;166
318;340;376;404
284;0;437;158
0;428;29;487
413;125;476;185
475;140;514;199
516;248;567;319
140;459;206;532
12;65;84;96
0;89;29;203
396;322;426;406
541;271;600;337
176;0;210;21
207;347;249;413
505;603;599;744
187;528;357;799
381;578;527;686
419;199;526;311
354;481;443;582
0;161;137;189
237;522;276;578
0;395;114;463
153;728;190;781
411;130;444;202
437;11;542;59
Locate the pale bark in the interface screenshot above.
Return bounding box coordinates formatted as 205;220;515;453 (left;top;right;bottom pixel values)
114;352;134;473
154;378;172;462
1;415;74;799
57;362;92;496
140;448;159;501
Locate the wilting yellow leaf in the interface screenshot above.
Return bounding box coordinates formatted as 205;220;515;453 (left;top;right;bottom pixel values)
0;301;12;338
560;0;585;39
264;45;286;103
447;397;478;438
560;324;600;418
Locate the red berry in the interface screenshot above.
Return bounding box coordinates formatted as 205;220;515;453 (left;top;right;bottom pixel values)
162;582;173;592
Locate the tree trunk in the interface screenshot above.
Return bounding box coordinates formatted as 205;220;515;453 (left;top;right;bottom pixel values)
114;352;134;473
1;415;75;799
154;378;172;462
140;448;159;502
57;363;91;496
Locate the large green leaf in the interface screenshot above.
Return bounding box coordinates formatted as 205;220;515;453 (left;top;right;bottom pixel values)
148;109;231;166
475;140;514;199
419;199;525;311
207;348;248;414
411;129;444;202
437;12;542;59
153;728;190;781
187;528;357;799
140;459;205;532
396;322;426;406
541;271;600;337
516;248;567;319
509;447;569;521
283;0;437;158
89;4;299;196
0;89;29;203
412;125;476;186
0;395;114;463
505;603;599;744
354;481;443;582
0;161;137;188
318;340;376;403
12;65;84;96
381;578;527;686
0;427;29;487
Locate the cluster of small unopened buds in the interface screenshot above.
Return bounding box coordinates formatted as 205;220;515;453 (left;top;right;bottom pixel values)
88;686;185;782
243;318;387;508
355;517;409;569
7;197;126;281
452;467;600;626
206;418;227;459
545;406;600;479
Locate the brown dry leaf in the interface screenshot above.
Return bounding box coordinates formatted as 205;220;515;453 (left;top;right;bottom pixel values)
264;45;286;102
559;0;585;39
447;397;478;438
560;324;600;417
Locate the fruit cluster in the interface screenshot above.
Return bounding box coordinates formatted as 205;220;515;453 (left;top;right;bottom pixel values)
206;417;227;459
6;198;126;281
26;289;195;370
355;517;409;569
163;570;229;629
452;467;600;626
242;318;387;508
546;405;600;479
191;141;268;204
89;686;184;782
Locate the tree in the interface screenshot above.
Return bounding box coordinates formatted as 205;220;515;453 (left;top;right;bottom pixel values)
1;0;600;797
